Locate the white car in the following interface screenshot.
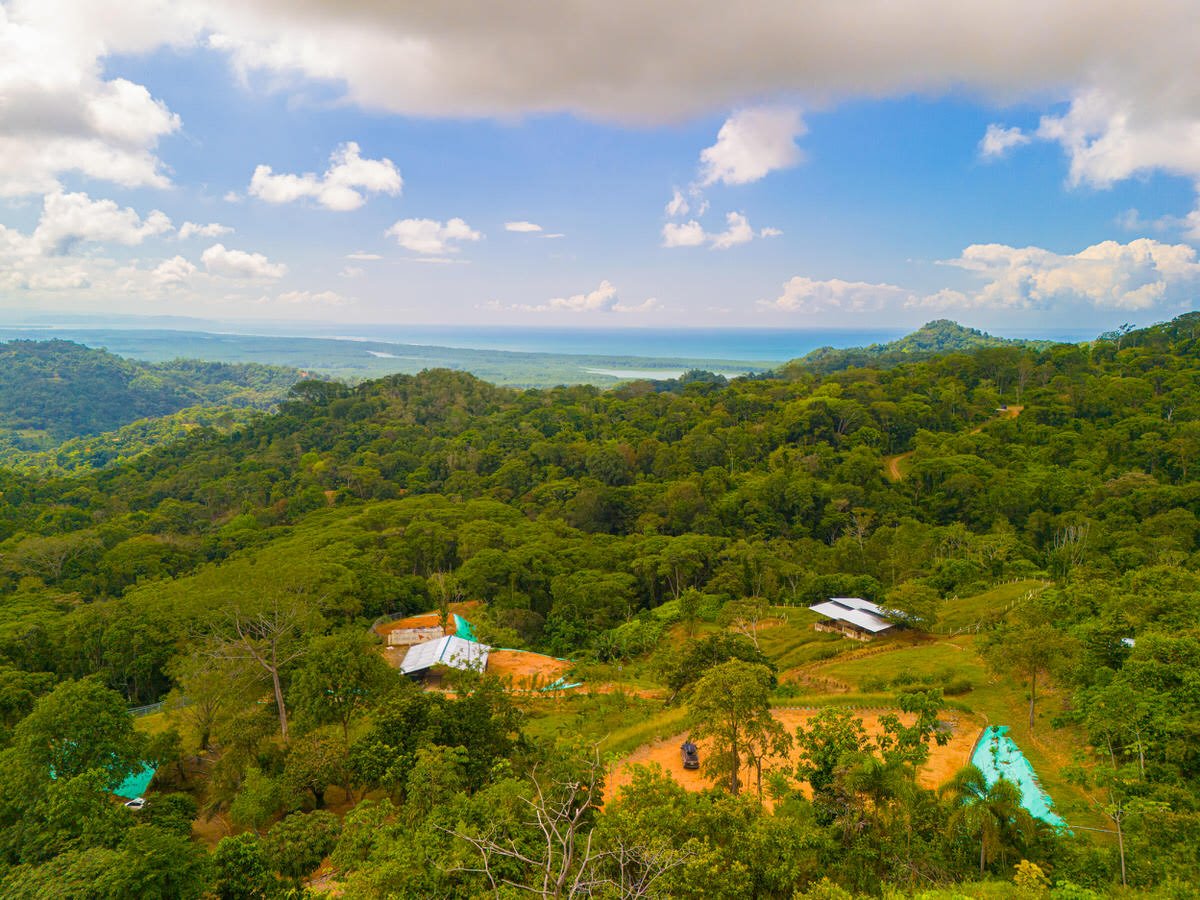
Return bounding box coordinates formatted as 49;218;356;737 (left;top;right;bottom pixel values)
123;797;146;810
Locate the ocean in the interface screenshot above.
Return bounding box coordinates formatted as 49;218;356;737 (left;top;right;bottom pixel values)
307;325;1098;363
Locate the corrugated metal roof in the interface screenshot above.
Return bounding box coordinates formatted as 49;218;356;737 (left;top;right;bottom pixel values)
400;635;490;675
828;597;887;615
809;598;895;633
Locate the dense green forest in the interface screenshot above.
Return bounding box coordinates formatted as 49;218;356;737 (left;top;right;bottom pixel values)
793;319;1045;374
0;340;298;450
0;315;1198;896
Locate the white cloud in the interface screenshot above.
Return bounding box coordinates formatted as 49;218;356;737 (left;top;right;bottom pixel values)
665;189;690;218
979;124;1031;160
385;217;481;254
709;211;756;249
699;107;805;186
1035;89;1200;190
494;280;658;314
1115;209;1146;231
345;250;382;260
614;296;660;313
542;233;566;239
1114;207;1186;233
544;280;620;313
248;142;402;211
661;212;778;249
661;220;707;248
201;243;287;279
1184;204;1200;242
31;191;172;254
340;266;365;278
938;238;1200;310
184;2;1195;128
152;255;197;287
178;221;233;239
0;1;184;196
762;276;914;313
405;256;467;265
762;238;1200;316
504;220;542;232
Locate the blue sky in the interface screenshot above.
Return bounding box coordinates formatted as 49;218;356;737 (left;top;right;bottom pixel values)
2;1;1200;333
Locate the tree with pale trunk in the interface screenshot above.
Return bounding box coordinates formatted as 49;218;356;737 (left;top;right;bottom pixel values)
206;590;322;742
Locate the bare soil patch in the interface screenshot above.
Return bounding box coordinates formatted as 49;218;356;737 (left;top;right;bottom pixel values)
607;708;981;807
883;451;912;482
486;649;573;690
372;600;482;639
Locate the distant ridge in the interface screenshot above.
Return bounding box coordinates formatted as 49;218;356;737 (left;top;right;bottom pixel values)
0;339;298;451
783;319;1049;374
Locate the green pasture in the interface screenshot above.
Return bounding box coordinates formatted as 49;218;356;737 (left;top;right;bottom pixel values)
936;580;1050;633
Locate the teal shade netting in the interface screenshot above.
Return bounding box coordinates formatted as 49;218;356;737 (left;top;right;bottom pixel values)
114;764;156;800
971;725;1067;829
51;762;157;800
453;614;477;641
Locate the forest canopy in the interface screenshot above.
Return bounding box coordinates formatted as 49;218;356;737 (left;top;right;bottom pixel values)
0;314;1197;896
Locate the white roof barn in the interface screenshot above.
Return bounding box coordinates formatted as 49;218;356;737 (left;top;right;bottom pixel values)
809;597;896;640
400;635;490;676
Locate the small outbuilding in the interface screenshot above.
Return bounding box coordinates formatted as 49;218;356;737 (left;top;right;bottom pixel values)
387;625;445;647
809;597;896;641
399;635;490;677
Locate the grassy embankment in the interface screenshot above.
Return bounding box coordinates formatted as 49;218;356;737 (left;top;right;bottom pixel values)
539;579;1105;830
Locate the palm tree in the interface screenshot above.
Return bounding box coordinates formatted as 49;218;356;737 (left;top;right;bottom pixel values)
843;752;928;886
842;752;910;832
941;765;1038;875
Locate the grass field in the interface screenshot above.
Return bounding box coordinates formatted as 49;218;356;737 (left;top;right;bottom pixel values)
520;691;679;758
935;580;1050;633
756;607;851;671
133;710;172;736
819;637;988;693
794;632;1102;829
515;584;1105;831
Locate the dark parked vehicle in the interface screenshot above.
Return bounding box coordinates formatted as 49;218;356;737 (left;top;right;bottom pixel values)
680;741;699;769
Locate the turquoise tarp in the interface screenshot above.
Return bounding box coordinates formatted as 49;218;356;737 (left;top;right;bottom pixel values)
114;764;156;800
50;759;157;800
453;614;477;641
970;725;1067;829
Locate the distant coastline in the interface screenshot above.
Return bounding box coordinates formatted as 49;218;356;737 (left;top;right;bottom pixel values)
0;315;1100;364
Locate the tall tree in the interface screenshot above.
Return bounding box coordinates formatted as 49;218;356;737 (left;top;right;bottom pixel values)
166;653;258;753
686;660;789;796
207;592;321;741
11;678;143;788
290;630;396;742
795;706;869;813
982;621;1073;731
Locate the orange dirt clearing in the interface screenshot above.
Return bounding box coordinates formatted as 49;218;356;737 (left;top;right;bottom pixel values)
485;649;573;690
606;708;982;807
373;600;482;638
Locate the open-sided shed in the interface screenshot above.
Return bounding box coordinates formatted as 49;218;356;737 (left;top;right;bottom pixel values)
399;635;490;677
809;596;896;641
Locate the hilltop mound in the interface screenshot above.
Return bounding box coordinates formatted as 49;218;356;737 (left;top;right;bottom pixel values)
786;319;1045;374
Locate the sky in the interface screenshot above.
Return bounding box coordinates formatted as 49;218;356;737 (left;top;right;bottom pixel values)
2;1;1200;334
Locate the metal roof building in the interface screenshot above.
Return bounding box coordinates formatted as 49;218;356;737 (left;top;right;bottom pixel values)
809;597;896;641
400;635;490;676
